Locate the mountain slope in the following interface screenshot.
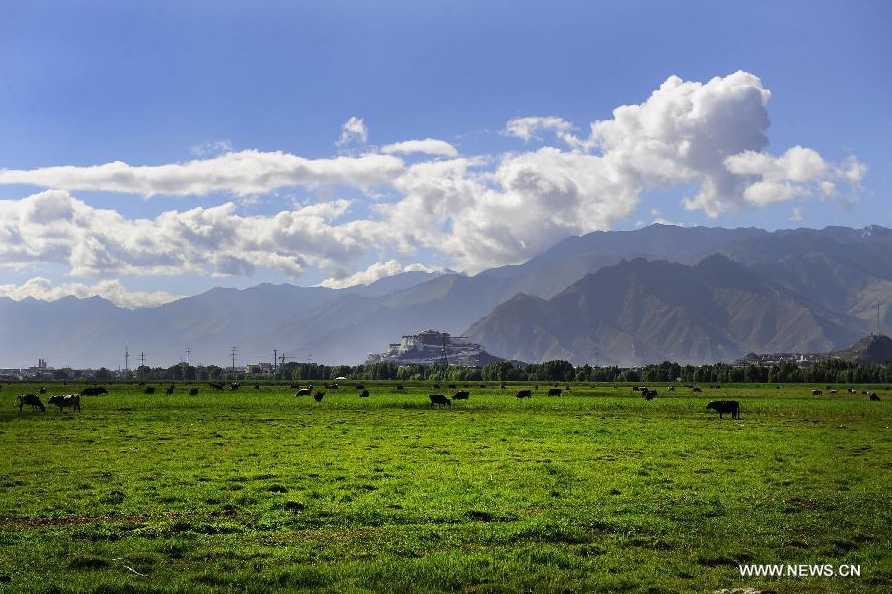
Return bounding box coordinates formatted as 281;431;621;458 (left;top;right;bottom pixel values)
466;256;865;366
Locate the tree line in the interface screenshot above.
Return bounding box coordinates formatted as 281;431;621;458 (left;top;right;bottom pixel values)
50;358;892;384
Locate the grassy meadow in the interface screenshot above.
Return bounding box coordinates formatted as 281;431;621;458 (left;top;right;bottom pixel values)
1;381;890;593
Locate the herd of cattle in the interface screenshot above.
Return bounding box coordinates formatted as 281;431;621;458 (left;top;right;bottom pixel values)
9;380;885;418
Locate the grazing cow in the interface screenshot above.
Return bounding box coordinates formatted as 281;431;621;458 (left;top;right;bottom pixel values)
165;384;175;395
313;392;325;402
500;383;506;390
862;390;868;395
355;384;365;390
48;394;80;412
18;394;45;412
296;388;312;396
230;382;240;391
830;389;838;395
39;387;47;394
81;386;108;396
360;389;369;398
868;392;880;401
516;389;532;399
706;400;740;419
691;387;702;393
812;389;823;396
189;388;199;396
395;385;404;391
631;386;640;392
254;383;261;390
144;386;156;395
643;389;657;401
429;394;451;407
547;388;562;397
452;391;470;400
326;383;339;390
667;386;675;392
848;388;857;394
209;382;225;391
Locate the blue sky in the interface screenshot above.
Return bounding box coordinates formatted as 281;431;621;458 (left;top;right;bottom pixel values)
0;1;890;306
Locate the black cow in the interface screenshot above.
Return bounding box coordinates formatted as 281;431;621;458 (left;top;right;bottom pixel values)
691;387;702;393
254;383;261;390
230;382;240;391
516;389;532;399
355;384;365;390
314;392;325;402
500;383;506;390
165;384;175;395
81;386;108;396
189;388;199;396
452;391;469;400
547;388;562;397
706;400;740;419
296;388;312;396
39;387;47;394
395;385;404;391
429;394;451;407
209;382;225;391
869;392;881;401
643;389;657;401
144;386;155;395
48;394;80;412
433;384;441;389
360;389;369;398
812;389;823;396
326;383;339;390
667;386;676;392
18;394;45;412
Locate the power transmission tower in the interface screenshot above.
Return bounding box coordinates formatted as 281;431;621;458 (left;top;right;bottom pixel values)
185;348;192;365
231;346;238;373
140;351;145;367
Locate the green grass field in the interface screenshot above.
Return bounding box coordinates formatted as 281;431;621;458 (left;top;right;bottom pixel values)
1;382;890;593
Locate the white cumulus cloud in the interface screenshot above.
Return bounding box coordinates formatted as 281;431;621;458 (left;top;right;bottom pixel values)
381;138;459;157
318;260;435;289
0;276;178;308
337;116;368;146
0;150;403;197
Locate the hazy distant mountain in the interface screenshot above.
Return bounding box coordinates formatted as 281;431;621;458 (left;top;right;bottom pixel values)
2;225;890;368
466;256;865;366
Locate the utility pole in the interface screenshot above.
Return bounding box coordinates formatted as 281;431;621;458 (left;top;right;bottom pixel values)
231;346;238;374
273;349;277;375
139;351;145;368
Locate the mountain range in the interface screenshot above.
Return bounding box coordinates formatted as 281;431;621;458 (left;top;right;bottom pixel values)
2;224;891;368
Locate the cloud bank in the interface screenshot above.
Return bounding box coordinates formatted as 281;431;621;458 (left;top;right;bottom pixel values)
0;71;866;297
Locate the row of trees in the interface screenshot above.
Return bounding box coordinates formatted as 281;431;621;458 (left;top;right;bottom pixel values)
47;358;892;385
